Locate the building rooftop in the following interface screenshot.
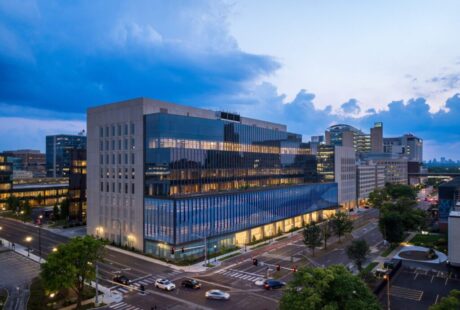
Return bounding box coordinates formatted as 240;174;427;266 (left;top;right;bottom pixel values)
439;177;460;188
449;210;460;218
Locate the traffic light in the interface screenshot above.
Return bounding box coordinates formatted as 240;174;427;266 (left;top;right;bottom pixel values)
171;247;175;255
252;258;258;266
182;247;185;253
276;264;281;271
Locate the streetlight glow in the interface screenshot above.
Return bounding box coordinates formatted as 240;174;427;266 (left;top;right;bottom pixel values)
25;236;32;242
52;247;58;252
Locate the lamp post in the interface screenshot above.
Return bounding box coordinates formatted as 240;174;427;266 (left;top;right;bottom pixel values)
213;244;217;262
25;236;32;257
384;274;391;310
38;215;43;262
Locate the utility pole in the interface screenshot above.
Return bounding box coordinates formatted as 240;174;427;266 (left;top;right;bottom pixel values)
95;263;99;306
384;274;390;310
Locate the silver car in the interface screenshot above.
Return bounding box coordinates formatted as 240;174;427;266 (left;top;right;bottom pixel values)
155;279;176;291
205;289;230;300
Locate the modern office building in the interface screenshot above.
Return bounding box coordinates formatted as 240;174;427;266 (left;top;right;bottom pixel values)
87;98;338;258
325;124;370;153
370;122;383;152
0;155;13;210
439;178;460;232
317;145;356;210
309;135;324;155
46;134;87;177
68;149;87;221
359;153;408;185
383;134;423;162
3;149;46;177
356;162;385;205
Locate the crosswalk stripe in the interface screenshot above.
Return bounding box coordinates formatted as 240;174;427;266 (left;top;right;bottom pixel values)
118;288;129;293
137;280;148;285
110;302;126;309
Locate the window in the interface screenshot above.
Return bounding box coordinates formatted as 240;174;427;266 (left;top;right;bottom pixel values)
118;124;122;136
131;183;135;194
118;140;122;150
124;153;128;165
111;125;115;136
105;126;109;137
100;154;103;165
131;168;135;179
112;154;115;165
106;182;109;192
112;140;115;150
131;153;135;165
131;138;135;149
112;182;115;192
100;140;103;151
124;124;128;135
130;123;135;135
118;183;121;193
125;183;128;194
124;139;128;150
118;154;121;164
99;127;103;137
100;182;104;192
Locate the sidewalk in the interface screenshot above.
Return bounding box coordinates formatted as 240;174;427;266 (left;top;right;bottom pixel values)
371;231;417;270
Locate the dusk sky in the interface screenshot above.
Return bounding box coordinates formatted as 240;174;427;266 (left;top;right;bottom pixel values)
1;1;459;159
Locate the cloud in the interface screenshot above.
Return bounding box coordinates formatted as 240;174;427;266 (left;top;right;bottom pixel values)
0;0;279;112
340;99;361;115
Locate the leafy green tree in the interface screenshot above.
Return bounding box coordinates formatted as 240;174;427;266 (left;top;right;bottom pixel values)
60;198;70;221
346;239;370;271
330;211;353;242
41;236;105;309
5;195;20;212
368;188;389;208
53;204;60;220
23;200;32;217
280;265;380;310
430;289;460;310
303;222;323;256
322;220;333;250
379;212;405;244
386;183;417;200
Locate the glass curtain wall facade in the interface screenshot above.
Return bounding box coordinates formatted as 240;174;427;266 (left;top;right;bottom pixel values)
143;112;337;258
46;135;87;177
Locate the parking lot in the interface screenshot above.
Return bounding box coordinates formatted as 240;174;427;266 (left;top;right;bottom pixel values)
380;264;460;309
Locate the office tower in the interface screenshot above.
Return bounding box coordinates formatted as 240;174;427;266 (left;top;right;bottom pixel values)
325;124;370;153
68;149;87;221
317;145;356;210
46;134;87;177
359;153;408;185
370;122;383;152
2;149;46;177
0;155;12;210
87;98;338;257
309;135;324;155
383;134;423;162
356;162;385;205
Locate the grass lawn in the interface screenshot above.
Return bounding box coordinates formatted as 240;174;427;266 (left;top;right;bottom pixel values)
410;233;447;253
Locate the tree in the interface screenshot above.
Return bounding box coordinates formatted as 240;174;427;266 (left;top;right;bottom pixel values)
5;195;20;212
346;239;370;271
330;211;353;242
379;212;404;244
60;198;70;221
280;265;380;310
430;289;460;310
368;188;389;208
385;183;417;200
53;204;60;220
41;236;105;309
322;220;333;250
303;222;323;256
23;200;32;217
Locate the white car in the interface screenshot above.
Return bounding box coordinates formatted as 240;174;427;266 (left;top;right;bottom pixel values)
205;289;230;300
154;279;176;291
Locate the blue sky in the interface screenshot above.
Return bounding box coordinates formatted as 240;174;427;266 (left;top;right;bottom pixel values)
0;1;459;159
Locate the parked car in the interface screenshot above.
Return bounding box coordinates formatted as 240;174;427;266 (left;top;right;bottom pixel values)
113;275;130;285
155;279;176;291
205;289;230;300
263;279;286;290
108;291;123;303
181;278;201;289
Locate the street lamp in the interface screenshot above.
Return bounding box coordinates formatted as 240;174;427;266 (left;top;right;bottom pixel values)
52;247;58;252
25;236;32;257
213;245;217;262
384;274;391;310
38;215;43;262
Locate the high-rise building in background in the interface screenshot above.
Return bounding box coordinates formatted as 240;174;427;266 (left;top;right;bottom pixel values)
383;134;423;162
359;153;408;185
309;135;324;155
317;145;356;210
370;122;383;152
87;98;338;258
325;124;370;153
0;155;13;210
46;134;87;177
356;162;385;205
68;149;87;221
2;149;46;177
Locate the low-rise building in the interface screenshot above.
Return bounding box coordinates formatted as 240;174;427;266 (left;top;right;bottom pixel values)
356;162;385;205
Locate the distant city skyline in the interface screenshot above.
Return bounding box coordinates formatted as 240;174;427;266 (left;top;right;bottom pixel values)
0;1;459;159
